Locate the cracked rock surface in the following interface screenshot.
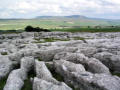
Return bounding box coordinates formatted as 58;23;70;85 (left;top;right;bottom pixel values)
0;32;120;90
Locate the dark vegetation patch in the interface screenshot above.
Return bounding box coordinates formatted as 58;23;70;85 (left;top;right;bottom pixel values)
33;37;70;43
32;41;45;43
112;72;120;77
25;26;50;32
68;83;80;90
43;38;55;42
0;64;20;90
1;26;120;34
0;76;8;90
73;37;85;40
45;63;79;90
38;58;43;61
1;52;8;55
0;30;23;34
45;63;64;82
22;69;36;90
44;38;70;42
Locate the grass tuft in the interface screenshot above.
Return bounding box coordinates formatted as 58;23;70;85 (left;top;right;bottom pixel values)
1;52;8;55
38;58;43;61
112;72;120;77
0;76;8;90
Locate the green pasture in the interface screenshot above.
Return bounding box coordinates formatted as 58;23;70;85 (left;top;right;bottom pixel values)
0;18;113;30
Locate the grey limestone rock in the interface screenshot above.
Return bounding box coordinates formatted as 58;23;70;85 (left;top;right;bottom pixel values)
0;56;13;80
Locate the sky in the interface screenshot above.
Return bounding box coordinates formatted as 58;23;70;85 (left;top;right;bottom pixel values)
0;0;120;19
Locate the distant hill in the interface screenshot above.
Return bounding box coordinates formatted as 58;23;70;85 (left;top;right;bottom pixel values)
64;15;87;18
35;15;120;26
36;15;88;19
35;15;120;21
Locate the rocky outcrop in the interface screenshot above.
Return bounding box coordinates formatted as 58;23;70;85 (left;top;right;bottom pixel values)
4;56;35;90
4;69;27;90
35;60;59;84
33;60;72;90
0;56;13;80
33;77;72;90
21;56;35;72
0;32;120;90
86;58;110;74
54;60;120;90
94;52;120;73
33;46;64;61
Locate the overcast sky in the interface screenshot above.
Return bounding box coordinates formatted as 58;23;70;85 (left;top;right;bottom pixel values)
0;0;120;19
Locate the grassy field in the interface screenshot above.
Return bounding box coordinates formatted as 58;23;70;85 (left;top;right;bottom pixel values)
0;18;115;30
1;27;120;34
0;18;120;33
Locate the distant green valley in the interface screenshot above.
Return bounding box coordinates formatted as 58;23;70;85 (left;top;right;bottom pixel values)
0;15;120;30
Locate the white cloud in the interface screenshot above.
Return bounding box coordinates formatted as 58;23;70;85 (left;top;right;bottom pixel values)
0;0;120;18
105;0;120;5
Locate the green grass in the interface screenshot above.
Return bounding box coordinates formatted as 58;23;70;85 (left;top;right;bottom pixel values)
0;30;23;34
44;38;55;42
22;70;35;90
33;38;70;44
112;72;120;77
38;58;43;61
0;76;8;90
1;19;120;33
68;83;80;90
1;52;8;55
0;64;21;90
0;18;119;30
1;27;120;33
73;37;86;41
22;79;32;90
44;38;70;42
32;41;45;43
115;73;120;77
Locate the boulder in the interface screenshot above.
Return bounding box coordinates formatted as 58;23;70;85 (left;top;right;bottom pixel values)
53;60;86;74
33;77;72;90
33;46;64;61
4;69;27;90
0;56;13;80
86;58;110;74
54;52;88;64
54;52;77;61
51;40;83;46
21;56;35;72
78;47;98;57
35;60;59;84
94;52;120;72
92;74;120;90
54;60;120;90
63;47;78;53
8;52;24;65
